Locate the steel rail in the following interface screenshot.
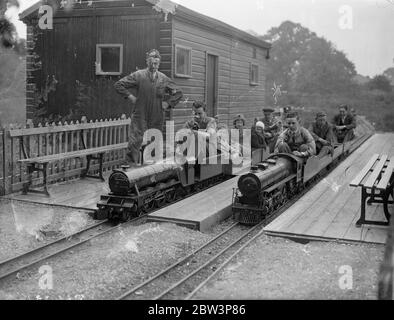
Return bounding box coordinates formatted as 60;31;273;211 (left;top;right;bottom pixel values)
0;220;108;270
0;216;144;282
117;221;240;300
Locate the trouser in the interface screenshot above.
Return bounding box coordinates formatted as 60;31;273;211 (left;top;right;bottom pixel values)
127;113;163;164
266;136;278;153
316;142;334;158
277;142;309;154
336;129;355;143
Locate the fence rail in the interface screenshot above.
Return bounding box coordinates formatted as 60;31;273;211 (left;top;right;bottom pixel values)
0;115;130;196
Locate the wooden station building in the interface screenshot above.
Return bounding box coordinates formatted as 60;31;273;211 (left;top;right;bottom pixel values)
20;0;271;129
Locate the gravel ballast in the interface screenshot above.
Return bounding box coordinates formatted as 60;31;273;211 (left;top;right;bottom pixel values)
0;199;96;262
193;234;385;300
0;222;211;300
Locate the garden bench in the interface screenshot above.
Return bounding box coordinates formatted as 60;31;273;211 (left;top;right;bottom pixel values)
350;153;394;227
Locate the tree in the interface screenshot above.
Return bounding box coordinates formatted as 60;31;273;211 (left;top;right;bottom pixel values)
0;0;20;48
368;75;392;92
383;67;394;86
260;21;357;97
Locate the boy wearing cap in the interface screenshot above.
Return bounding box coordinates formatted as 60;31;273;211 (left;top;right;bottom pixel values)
114;49;183;164
275;112;316;157
332;104;356;143
259;107;282;153
309;112;334;157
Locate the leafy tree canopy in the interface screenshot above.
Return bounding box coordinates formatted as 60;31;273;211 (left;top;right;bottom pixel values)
260;21;357;96
0;0;20;48
368;74;392;92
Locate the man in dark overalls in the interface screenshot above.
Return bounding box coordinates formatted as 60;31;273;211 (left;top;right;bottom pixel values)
114;49;183;164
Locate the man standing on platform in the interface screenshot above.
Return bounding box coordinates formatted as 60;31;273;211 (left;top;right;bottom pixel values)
114;49;183;164
309;111;334;157
275;112;316;158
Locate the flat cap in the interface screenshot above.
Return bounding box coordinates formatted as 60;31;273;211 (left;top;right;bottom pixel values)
233;114;246;125
315;111;326;118
146;49;161;59
285;111;299;119
262;107;274;113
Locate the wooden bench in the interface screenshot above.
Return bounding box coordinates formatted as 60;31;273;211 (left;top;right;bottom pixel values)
9;118;130;196
350;153;394;227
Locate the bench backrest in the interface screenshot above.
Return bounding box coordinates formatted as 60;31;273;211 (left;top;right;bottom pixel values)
350;154;394;190
3;116;131;194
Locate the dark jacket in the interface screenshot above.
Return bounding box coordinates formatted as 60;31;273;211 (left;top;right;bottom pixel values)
333;114;356;130
309;121;334;145
251;128;267;149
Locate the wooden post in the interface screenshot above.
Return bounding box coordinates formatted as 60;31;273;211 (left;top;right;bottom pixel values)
3;128;12;195
378;216;394;300
121;114;127;161
1;129;4;195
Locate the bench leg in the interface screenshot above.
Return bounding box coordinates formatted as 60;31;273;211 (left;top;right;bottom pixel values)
82;153;105;181
356;187;367;227
356;186;390;227
383;184;394;223
22;164;34;195
82;155;92;179
42;163;50;196
98;153;104;181
22;163;50;197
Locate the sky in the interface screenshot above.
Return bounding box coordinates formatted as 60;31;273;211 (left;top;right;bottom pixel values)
6;0;394;77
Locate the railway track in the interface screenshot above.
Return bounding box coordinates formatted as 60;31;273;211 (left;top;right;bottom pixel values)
117;133;372;300
0;174;231;285
0;132;372;297
117;188;302;301
0;218;135;282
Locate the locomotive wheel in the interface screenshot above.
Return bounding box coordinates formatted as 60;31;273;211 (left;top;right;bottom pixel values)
174;187;190;200
120;210;131;222
142;201;155;213
154;197;166;208
165;190;176;202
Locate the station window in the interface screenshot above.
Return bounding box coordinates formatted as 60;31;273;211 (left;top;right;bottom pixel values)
175;44;192;78
250;63;259;85
96;44;123;76
253;47;257;59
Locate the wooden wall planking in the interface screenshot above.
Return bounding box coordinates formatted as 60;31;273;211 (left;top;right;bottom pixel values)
25;1;268;132
172;18;267;129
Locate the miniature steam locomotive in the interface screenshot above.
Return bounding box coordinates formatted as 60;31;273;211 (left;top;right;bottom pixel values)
94;155;234;221
232;142;354;225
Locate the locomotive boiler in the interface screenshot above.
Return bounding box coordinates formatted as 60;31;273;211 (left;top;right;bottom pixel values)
232;154;303;225
108;162;181;195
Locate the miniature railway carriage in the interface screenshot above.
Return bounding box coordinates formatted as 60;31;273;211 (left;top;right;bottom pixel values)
232;141;354;225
